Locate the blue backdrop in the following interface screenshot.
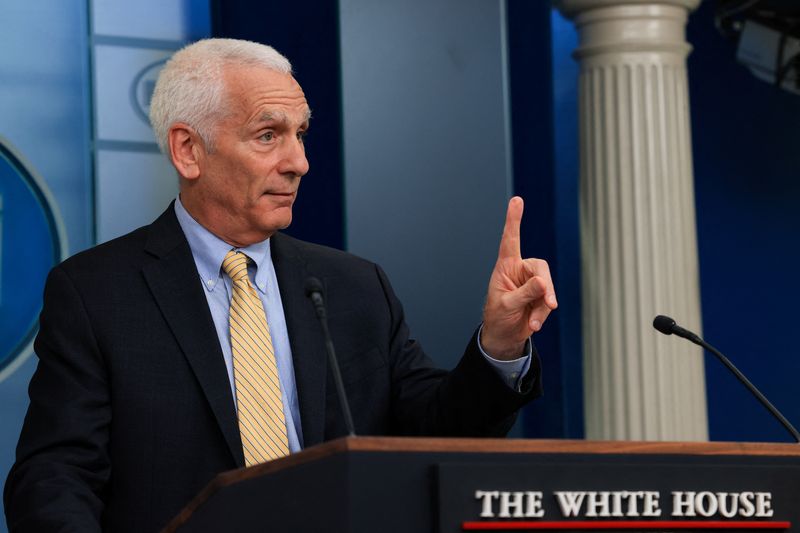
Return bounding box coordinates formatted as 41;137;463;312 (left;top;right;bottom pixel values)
688;1;800;442
3;5;800;531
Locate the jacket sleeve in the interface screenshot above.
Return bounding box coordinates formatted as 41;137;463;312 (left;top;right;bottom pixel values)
4;266;110;533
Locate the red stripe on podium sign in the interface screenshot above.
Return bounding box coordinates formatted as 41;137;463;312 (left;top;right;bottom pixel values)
462;521;791;530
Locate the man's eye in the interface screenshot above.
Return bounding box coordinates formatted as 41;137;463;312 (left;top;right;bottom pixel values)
297;130;308;142
259;131;275;142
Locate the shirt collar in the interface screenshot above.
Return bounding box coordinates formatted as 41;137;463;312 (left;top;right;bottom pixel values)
173;196;272;294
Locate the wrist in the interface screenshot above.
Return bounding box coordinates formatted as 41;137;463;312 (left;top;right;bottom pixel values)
479;326;527;360
483;343;526;360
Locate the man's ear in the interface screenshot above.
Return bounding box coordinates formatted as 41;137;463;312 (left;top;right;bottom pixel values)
167;123;205;180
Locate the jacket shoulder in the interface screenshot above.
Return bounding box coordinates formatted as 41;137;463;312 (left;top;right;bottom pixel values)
57;225;152;276
273;232;377;276
56;204;183;279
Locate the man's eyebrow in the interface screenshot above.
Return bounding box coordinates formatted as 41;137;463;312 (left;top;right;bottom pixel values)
254;109;312;125
256;111;284;124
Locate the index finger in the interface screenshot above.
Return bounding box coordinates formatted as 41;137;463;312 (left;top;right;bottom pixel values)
498;196;523;259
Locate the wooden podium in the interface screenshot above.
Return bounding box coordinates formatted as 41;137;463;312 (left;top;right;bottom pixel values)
163;437;800;532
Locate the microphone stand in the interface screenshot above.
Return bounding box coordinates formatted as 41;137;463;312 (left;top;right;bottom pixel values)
654;315;800;443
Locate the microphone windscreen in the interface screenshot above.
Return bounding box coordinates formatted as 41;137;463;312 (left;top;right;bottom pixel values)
653;315;677;335
304;276;324;297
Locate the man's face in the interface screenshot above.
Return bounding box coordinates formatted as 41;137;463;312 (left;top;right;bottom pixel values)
187;65;310;246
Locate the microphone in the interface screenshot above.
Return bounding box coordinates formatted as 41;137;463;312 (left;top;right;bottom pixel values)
304;277;356;437
653;315;702;344
653;315;800;443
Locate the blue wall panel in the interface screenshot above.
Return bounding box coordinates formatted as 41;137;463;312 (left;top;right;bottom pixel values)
506;1;584;438
549;9;583;439
0;3;93;531
338;0;513;387
687;2;800;442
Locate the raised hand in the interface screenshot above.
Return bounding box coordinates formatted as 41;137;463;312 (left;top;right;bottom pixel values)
481;196;557;360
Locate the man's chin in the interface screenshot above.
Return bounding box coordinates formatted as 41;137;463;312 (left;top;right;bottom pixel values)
259;211;293;234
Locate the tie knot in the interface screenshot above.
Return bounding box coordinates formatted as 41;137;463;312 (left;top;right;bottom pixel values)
222;250;250;282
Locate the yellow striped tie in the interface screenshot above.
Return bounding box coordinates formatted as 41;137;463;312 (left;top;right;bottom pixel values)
222;250;290;465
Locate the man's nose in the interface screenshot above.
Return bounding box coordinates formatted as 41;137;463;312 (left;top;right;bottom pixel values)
278;136;309;178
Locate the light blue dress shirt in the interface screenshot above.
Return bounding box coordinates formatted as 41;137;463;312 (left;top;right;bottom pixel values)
174;197;531;453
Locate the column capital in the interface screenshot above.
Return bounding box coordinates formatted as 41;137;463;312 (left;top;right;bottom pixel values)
554;0;701;61
554;0;700;20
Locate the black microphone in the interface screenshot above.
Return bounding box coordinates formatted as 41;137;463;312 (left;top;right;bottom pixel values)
653;315;702;344
653;314;800;443
304;277;356;437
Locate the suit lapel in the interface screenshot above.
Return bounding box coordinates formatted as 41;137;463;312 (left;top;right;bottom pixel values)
141;206;245;467
271;233;328;447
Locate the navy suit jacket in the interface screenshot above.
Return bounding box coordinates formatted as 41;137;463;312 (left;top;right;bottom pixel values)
4;205;541;533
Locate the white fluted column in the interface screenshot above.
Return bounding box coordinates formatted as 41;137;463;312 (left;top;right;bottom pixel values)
555;0;707;441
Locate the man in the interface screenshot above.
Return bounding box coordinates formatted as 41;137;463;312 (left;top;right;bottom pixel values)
4;39;556;532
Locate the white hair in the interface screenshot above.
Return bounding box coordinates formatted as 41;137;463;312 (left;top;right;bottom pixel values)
149;38;292;154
